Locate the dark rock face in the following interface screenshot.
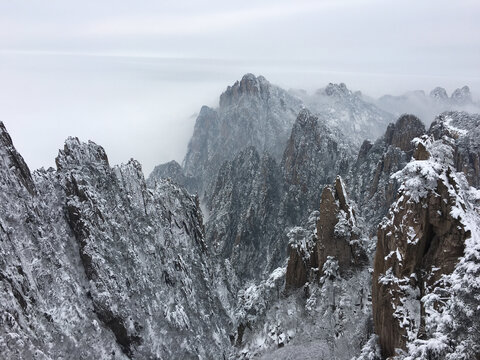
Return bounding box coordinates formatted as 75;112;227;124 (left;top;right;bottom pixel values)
371;133;477;358
0;124;232;359
284;243;310;290
284;217;318;290
316;177;367;277
282;109;354;226
0;127;124;358
285;176;366;290
373;178;467;357
177;105;220;193
0;122;36;195
349;114;425;230
207;109;358;283
206;147;284;280
384;114;426;154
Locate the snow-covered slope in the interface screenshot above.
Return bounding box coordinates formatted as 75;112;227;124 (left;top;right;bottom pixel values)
348;114;426;230
204;109;358;284
179;73;303;195
0;122;232;359
299;83;395;147
372;129;480;358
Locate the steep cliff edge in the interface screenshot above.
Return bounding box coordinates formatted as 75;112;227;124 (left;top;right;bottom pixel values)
205;109;357;283
348;114;425;231
429;111;480;188
282;109;354;226
206;146;284;280
0;123;232;359
285;176;367;290
235;177;372;359
372;132;480;359
153;74;303;195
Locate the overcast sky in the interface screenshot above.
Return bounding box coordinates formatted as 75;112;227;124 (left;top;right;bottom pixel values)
1;0;479;174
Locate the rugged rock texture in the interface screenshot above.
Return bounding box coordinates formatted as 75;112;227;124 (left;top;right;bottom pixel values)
0;122;36;195
149;76;394;198
238;204;373;359
429;111;480;188
0;126;125;359
282;109;354;226
372;133;480;358
206;109;359;283
0;123;232;359
206;146;284;280
5;73;478;360
147;160;199;193
316;177;367;277
284;212;319;290
348;114;425;230
285;176;367;290
170;74;303;195
384;114;426;153
303;83;394;147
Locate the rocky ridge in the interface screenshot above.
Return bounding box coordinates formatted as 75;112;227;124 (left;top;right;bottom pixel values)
348;114;426;230
285;176;367;290
205;109;356;282
301;82;395;147
372;129;480;358
0;123;232;359
180;73;304;195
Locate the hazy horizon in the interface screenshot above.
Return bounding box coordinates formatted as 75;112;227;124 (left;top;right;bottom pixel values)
1;0;479;174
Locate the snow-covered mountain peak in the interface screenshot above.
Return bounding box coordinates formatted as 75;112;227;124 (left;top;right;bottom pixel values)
219;73;275;108
429;86;448;101
383;113;425;153
55;136;109;171
0;121;36;195
451;85;472;105
295;107;316;126
323;82;351;98
177;74;303;195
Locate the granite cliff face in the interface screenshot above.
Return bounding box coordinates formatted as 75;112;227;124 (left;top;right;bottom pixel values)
429;111;480;188
315;177;367;277
147;160;198;193
282;109;354;226
206;146;284;280
372;120;480;359
177;74;303;195
348;114;425;230
205;109;358;283
0;123;232;359
285;176;367;290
